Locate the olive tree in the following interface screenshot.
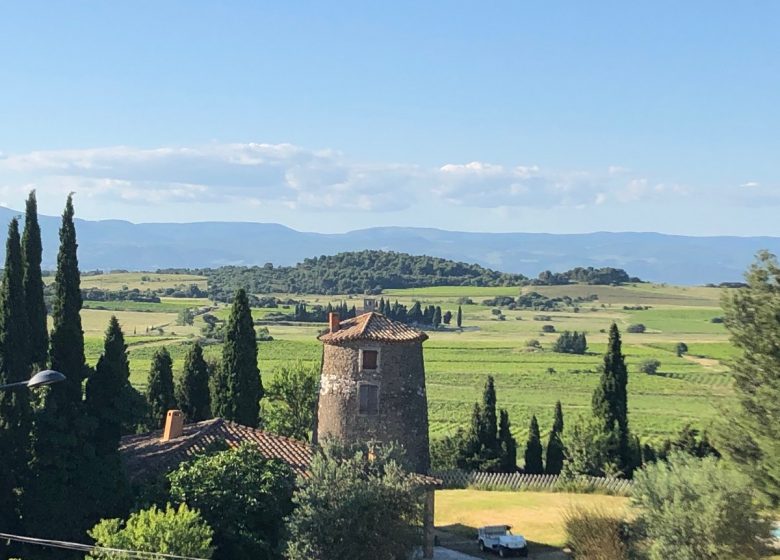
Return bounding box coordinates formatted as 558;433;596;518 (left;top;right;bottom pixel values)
631;453;771;559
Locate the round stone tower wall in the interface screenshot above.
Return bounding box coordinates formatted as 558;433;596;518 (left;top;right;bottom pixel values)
316;340;431;473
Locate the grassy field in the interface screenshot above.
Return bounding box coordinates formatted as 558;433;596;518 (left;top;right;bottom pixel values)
435;489;628;555
75;274;737;443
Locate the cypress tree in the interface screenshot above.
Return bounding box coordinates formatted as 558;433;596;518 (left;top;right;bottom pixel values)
146;347;176;428
176;342;211;423
86;316;129;456
479;376;498;451
433;306;442;329
498;409;517;472
457;305;463;328
84;316;130;518
214;289;262;426
0;218;31;546
592;323;630;471
22;190;48;370
523;415;544;474
545;401;565;474
27;195;93;557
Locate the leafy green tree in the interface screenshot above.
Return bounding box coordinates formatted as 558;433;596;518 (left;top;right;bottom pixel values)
213;289;262;427
443;310;453;325
457;305;463;328
675;342;688;357
176;342;211;423
592;323;630;473
26;195;96;556
0;218;31;547
146;347;176;429
168;444;295;560
639;358;661;375
631;453;771;559
22;190;48;369
523;415;544;474
261;361;318;441
720;251;780;505
176;307;195;326
546;401;565;475
552;331;588;354
561;416;616;478
498;409;517;472
285;442;423;560
88;503;214;560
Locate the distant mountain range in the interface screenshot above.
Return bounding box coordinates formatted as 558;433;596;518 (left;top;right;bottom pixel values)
2;206;777;285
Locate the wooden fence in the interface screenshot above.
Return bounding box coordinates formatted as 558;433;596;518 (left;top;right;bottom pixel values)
430;469;633;495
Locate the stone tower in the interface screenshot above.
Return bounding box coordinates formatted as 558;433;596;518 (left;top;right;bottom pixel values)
315;311;431;473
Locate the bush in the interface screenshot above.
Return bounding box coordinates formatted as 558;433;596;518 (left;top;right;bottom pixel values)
710;316;724;323
285;442;423;560
552;331;587;354
626;323;646;333
631;453;772;559
639;358;661;375
88;503;214;559
541;324;556;333
563;506;629;560
525;339;541;349
168;444;295;560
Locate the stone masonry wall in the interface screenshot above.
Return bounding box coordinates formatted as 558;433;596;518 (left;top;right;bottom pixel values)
316;340;431;473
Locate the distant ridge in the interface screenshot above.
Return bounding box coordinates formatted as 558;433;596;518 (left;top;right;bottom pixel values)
1;206;777;284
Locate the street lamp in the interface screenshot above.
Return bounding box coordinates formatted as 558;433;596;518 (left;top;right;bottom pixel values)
0;369;66;390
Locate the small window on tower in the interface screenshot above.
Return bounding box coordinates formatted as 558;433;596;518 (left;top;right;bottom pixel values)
361;350;378;370
358;384;379;415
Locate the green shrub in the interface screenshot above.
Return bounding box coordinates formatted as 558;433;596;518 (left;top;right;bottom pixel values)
626;323;646;333
631;453;772;559
563;505;629;560
639;358;661;374
88;503;214;559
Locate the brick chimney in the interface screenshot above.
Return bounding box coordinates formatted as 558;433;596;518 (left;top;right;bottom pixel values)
162;410;184;441
328;312;340;333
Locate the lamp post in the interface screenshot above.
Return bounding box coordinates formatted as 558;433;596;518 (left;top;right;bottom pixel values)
0;369;66;390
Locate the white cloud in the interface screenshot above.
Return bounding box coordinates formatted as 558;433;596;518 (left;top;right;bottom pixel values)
0;143;690;212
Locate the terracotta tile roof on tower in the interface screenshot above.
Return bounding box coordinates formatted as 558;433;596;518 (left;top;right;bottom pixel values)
318;311;429;344
119;417;313;481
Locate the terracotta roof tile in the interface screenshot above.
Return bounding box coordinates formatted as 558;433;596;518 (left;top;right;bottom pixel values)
119;418;313;481
119;417;441;488
318;312;428;344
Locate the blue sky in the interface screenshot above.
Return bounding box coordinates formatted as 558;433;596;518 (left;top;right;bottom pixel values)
0;1;777;234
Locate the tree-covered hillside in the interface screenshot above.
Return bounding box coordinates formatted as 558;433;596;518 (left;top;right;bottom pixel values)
199;250;527;298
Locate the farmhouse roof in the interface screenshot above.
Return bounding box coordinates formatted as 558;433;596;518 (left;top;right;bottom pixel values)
318;311;429;345
119;416;441;488
119;417;313;481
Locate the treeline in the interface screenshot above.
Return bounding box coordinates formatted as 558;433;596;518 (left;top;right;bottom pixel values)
532;266;639;286
161;250;527;298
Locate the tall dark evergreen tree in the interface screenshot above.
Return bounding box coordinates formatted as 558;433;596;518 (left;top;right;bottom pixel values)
22;190;48;370
479;376;498;451
86;316;129;456
26;195;94;558
213;289;262;427
545;401;565;475
0;219;31;549
592;323;630;471
176;342;211;423
433;306;442;329
498;409;517;472
84;316;130;518
523;415;544;474
146;347;176;429
457;305;463;328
